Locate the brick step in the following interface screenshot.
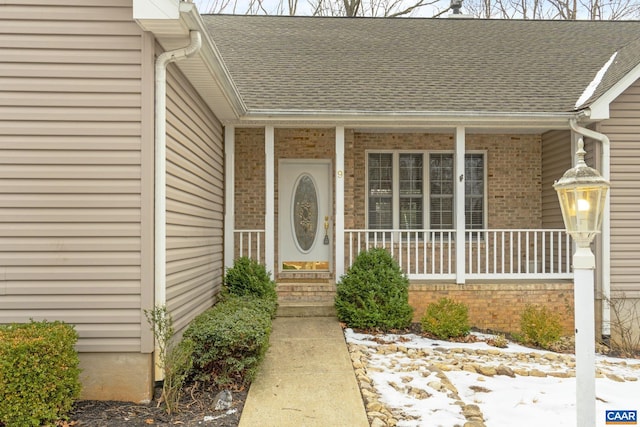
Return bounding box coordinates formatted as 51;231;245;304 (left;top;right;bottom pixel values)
277;282;335;300
276;283;336;293
277;301;336;317
276;281;337;317
278;294;335;303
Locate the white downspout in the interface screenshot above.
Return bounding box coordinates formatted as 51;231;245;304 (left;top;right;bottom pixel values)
154;31;202;379
569;118;611;339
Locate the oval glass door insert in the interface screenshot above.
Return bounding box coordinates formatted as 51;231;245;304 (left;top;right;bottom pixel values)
292;173;318;252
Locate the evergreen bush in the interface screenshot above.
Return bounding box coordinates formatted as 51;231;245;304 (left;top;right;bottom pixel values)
184;295;272;387
420;298;471;339
224;257;277;308
0;320;81;427
335;247;413;331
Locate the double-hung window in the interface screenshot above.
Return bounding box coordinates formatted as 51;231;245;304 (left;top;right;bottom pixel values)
367;151;485;233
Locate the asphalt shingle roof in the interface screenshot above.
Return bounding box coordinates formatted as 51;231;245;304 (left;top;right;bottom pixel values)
201;15;640;114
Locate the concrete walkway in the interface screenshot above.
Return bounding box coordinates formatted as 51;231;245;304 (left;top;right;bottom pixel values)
238;317;369;427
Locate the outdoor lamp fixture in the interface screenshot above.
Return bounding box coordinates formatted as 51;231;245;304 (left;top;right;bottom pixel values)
554;137;609;427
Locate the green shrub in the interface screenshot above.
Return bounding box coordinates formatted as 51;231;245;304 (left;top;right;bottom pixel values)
184;295;272;387
420;298;471;339
519;304;563;348
0;320;81;427
224;257;277;305
335;248;413;331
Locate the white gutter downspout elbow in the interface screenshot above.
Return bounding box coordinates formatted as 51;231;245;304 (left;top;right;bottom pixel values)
569;118;611;339
154;30;202;378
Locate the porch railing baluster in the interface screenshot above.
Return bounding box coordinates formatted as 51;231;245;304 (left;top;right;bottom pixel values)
492;231;497;274
423;231;427;275
477;231;481;274
447;231;452;275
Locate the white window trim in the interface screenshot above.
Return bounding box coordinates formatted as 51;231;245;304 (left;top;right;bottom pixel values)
365;149;488;233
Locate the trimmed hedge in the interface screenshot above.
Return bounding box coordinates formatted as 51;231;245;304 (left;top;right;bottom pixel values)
0;320;81;427
184;295;273;387
335;247;413;331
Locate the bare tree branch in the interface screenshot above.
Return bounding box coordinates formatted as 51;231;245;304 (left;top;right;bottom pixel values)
387;0;441;17
197;0;640;20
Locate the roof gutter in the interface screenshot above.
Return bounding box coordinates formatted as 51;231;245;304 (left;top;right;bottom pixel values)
569;117;611;339
234;110;575;128
154;30;202;379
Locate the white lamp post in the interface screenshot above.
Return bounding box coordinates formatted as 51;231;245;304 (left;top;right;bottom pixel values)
554;137;609;427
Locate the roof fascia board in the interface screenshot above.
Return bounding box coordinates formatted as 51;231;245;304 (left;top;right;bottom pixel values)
232;110;575;129
588;60;640;120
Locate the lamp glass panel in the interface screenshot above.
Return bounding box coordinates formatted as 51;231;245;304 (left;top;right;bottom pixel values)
556;184;608;246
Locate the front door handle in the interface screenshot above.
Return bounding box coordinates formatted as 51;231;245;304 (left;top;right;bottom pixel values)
323;216;330;245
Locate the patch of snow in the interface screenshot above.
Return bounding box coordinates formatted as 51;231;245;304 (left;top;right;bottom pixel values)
203;409;237;422
345;328;640;427
575;52;618;108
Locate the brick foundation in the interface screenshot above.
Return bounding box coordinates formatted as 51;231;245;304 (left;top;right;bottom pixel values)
409;281;575;335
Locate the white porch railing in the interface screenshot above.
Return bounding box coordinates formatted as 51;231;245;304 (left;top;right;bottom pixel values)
464;229;572;280
345;229;456;280
233;229;265;264
344;229;573;280
234;228;573;281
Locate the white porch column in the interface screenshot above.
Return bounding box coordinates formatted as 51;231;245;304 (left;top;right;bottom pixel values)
224;125;235;270
265;126;275;279
335;126;345;278
455;127;466;284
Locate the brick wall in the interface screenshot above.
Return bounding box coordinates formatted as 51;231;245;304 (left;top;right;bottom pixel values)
235;128;542;232
350;132;542;229
235;128;266;229
409;282;575;334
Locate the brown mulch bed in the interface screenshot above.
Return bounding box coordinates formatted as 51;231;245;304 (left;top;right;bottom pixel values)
66;383;246;427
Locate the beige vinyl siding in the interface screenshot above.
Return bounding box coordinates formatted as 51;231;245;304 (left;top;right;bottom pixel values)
541;130;571;229
0;0;154;352
165;61;224;334
599;78;640;297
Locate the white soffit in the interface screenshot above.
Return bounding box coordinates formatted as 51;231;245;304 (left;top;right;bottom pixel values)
133;0;180;21
134;1;244;122
176;55;241;122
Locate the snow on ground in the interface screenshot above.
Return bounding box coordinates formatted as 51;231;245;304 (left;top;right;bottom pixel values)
345;329;640;427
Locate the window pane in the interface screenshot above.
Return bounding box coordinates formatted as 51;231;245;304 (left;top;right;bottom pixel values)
430;154;454;229
368;153;393;229
369;198;392;229
465;154;484;229
400;154;423;195
399;154;423;229
369;153;392;195
400;198;423;229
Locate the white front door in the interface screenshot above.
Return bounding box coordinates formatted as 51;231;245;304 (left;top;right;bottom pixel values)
279;160;332;272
